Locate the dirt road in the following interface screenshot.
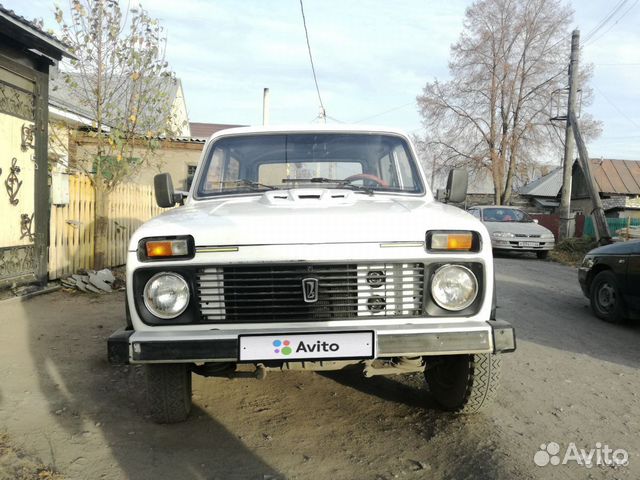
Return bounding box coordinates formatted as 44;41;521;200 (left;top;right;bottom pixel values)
1;255;639;479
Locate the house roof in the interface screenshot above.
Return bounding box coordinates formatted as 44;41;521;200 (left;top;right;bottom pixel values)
519;166;563;197
589;158;640;195
532;198;560;208
601;196;627;211
165;136;206;144
49;72;94;119
189;122;246;138
520;159;640;197
0;4;73;60
49;72;184;133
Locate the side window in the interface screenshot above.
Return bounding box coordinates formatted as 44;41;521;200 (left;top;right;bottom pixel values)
378;153;398;186
393;145;416;190
204;147;224;191
468;208;481;219
202;147;240;192
225;156;240;182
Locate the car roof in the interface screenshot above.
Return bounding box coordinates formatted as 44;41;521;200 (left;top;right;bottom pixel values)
207;124;411;141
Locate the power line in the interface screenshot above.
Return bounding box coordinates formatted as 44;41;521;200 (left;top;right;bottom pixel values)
583;0;628;43
586;0;639;45
585;0;639;45
354;101;415;123
325;115;345;124
594;84;640;131
299;0;326;122
583;0;638;45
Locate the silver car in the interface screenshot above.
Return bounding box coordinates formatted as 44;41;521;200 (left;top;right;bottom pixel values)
468;206;555;259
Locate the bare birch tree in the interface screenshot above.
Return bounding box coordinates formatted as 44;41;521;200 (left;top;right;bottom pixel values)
53;0;180;268
417;0;600;204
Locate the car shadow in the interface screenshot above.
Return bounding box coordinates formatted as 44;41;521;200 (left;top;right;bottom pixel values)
15;291;282;480
319;367;434;409
318;368;526;479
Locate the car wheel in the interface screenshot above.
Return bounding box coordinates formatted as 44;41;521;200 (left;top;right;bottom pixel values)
424;353;501;414
536;250;549;259
590;270;626;323
145;364;192;423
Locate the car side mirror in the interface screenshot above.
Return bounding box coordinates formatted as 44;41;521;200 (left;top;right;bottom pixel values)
445;168;468;203
154;173;184;207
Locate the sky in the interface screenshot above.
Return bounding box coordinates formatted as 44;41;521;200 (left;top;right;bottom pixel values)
5;0;640;163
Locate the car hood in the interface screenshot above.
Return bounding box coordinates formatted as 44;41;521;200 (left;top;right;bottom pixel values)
129;189;485;248
483;221;553;237
587;239;640;256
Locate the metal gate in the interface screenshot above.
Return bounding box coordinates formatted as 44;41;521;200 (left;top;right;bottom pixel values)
0;57;48;288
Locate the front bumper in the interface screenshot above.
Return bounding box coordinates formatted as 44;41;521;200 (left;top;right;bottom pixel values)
578;267;590;297
491;238;555;251
108;320;516;365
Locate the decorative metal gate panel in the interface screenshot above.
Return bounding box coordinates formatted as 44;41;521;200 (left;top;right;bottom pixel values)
0;63;40;287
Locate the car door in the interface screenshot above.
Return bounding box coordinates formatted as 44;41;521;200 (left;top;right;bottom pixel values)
625;242;640;312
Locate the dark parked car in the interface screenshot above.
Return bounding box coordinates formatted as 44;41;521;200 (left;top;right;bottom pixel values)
578;239;640;322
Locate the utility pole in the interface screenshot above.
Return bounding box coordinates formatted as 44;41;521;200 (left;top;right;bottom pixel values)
559;29;580;240
262;88;270;126
570;110;612;244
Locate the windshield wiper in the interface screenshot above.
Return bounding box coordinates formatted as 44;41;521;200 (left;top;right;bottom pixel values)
221;179;278;191
281;177;375;195
281;177;342;184
339;183;375;196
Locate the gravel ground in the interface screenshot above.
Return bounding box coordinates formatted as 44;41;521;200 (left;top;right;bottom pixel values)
0;255;639;480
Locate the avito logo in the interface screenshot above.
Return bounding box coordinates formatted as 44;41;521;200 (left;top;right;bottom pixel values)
272;339;292;355
272;339;341;355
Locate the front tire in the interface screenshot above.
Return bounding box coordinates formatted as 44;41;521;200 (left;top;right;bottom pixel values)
145;364;192;423
590;270;625;323
425;353;501;414
536;250;549;259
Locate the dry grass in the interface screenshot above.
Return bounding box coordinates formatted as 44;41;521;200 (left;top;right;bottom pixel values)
0;433;63;480
549;237;599;267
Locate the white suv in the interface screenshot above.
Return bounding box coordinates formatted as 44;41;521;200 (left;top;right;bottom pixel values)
108;125;515;423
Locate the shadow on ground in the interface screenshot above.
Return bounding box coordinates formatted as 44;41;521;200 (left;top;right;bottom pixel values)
6;288;540;480
16;292;282;480
319;368;528;480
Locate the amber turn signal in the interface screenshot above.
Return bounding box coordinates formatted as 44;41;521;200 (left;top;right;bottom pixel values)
146;239;189;258
430;232;474;251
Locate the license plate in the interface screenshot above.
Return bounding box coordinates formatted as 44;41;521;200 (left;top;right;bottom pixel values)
239;331;375;361
519;241;539;247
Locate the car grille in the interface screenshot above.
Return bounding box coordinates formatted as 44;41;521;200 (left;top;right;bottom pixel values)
197;263;425;323
513;234;541;238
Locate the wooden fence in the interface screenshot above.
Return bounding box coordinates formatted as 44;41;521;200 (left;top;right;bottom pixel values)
48;174;165;279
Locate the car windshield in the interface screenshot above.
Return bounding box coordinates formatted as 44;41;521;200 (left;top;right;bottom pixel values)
195;133;424;197
482;207;533;223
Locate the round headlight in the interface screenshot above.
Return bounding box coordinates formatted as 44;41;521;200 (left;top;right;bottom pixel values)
430;264;478;311
143;272;190;319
